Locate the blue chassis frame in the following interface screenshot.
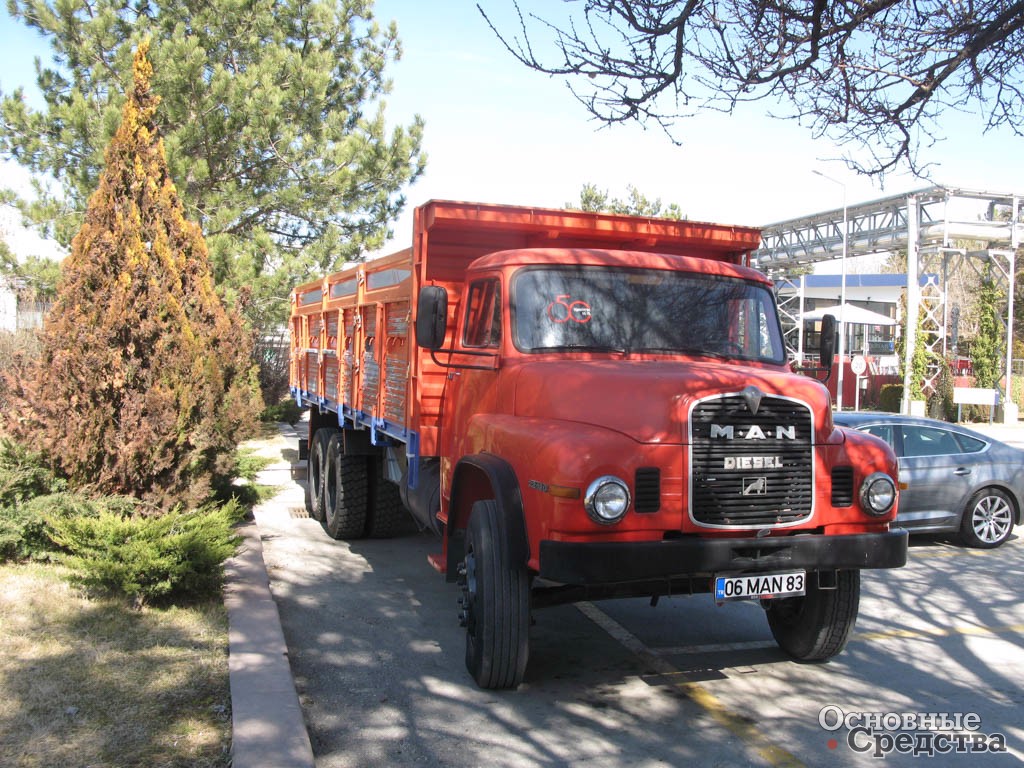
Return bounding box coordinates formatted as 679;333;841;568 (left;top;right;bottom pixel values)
291;385;421;489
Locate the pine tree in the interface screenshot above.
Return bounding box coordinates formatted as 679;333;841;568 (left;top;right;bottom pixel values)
5;41;262;510
2;0;425;323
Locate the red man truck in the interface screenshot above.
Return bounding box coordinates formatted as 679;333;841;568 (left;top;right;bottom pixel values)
290;200;906;689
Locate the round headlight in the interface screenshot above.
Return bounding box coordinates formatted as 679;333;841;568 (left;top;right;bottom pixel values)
584;476;631;524
860;472;896;516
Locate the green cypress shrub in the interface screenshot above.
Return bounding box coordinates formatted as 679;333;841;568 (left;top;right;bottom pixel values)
46;499;245;604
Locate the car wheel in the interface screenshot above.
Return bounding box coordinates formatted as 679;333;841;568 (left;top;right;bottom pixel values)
959;488;1015;549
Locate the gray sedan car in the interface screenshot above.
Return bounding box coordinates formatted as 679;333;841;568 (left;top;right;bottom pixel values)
833;413;1023;548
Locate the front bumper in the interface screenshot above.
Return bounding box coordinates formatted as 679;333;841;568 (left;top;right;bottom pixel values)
538;529;908;586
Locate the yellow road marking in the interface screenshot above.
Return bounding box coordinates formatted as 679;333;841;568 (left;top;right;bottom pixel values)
577;601;806;768
907;547;990;558
855;622;1024;643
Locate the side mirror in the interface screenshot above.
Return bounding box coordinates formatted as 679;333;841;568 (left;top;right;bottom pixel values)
415;286;448;351
819;314;836;378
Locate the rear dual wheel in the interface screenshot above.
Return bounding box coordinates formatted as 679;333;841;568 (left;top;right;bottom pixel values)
305;429;333;522
365;452;406;538
318;435;408;540
322;435;368;540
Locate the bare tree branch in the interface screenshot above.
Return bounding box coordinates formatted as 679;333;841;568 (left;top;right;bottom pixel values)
478;0;1024;177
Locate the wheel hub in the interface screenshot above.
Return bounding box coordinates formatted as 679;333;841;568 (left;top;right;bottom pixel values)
974;498;1010;543
457;552;478;632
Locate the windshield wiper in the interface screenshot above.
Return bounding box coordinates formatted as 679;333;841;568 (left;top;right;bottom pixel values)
640;346;733;360
530;344;628;354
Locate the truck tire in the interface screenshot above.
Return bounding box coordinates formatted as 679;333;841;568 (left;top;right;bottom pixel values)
322;434;368;540
461;500;530;689
766;570;859;662
306;429;332;522
365;453;406;538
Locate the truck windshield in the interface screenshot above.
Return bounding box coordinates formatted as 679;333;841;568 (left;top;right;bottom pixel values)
511;266;786;363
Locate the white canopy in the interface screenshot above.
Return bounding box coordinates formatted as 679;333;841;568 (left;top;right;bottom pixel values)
800;303;897;326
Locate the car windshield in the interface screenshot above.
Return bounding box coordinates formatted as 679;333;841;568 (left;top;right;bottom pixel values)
511;266;786;362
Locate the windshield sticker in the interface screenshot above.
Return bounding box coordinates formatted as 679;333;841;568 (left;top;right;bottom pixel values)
547;294;592;324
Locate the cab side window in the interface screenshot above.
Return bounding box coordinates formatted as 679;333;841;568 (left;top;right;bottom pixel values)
463;279;501;348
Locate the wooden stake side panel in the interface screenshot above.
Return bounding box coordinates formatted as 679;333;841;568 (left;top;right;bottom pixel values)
383;300;411;425
290;251;417;437
359;303;380;414
341;306;358;409
290;280;325;399
322;310;340;404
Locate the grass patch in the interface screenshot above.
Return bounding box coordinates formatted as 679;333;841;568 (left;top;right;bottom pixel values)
233;447;276;485
222;447;279;510
0;562;231;767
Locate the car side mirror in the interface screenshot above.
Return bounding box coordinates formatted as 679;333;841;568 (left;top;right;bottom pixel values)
819;314;836;378
415;286;448;351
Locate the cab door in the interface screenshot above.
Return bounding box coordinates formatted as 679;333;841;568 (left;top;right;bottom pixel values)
443;276;503;462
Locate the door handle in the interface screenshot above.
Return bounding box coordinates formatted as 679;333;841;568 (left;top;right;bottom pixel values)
954;467;971;476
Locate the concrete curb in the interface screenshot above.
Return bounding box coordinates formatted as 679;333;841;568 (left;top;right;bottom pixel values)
224;518;315;768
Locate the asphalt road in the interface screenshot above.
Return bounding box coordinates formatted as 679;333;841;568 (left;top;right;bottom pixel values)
249;432;1024;768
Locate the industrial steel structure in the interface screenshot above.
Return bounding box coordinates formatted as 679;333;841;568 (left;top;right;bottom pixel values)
752;186;1021;416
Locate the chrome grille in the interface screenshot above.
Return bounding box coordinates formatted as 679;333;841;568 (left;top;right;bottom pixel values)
689;394;813;527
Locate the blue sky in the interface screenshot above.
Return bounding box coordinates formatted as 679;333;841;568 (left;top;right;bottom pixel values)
2;0;1022;255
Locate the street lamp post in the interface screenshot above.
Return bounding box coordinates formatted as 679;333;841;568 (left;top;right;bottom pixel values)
813;170;848;411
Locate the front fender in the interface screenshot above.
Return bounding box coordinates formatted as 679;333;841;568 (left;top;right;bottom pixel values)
463;413;643;489
831;426;900;523
459;414;654;554
447;453;528;581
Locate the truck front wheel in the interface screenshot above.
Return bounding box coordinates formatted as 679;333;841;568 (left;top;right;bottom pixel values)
322;434;368;540
460;500;530;689
766;570;859;662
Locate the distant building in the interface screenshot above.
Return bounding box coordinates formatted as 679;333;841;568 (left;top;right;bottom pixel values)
1;203;63;331
0;275;50;331
775;273;941;363
0;276;16;331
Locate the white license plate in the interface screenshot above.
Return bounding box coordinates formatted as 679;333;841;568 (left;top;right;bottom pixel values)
714;571;806;601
